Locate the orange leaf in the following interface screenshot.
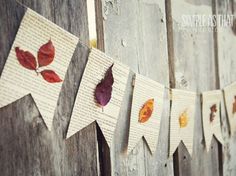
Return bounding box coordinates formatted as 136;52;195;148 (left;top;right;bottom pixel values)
179;110;188;128
138;99;154;123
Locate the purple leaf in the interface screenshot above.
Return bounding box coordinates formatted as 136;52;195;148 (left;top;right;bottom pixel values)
95;64;114;107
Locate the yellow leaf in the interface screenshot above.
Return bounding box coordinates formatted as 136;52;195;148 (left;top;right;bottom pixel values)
138;99;154;123
90;39;97;48
179;110;188;128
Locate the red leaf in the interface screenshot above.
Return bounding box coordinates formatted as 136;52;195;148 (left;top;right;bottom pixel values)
15;47;37;70
95;64;114;107
38;40;55;67
40;70;62;83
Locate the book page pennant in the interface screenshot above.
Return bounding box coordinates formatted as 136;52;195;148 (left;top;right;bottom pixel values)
128;74;165;154
169;89;196;156
66;48;129;146
0;8;78;130
202;90;223;151
224;82;236;135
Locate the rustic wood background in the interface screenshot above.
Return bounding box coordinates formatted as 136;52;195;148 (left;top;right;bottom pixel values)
0;0;235;175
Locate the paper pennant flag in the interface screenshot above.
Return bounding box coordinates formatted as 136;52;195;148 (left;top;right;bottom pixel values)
66;48;129;146
0;8;78;130
202;90;223;151
128;74;165;154
169;89;196;156
224;82;236;135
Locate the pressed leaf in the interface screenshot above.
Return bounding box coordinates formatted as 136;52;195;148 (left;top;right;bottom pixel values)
233;96;236;114
210;104;217;122
15;47;37;70
40;70;62;83
179;110;188;128
38;40;55;67
104;64;114;86
138;99;154;123
95;64;114;107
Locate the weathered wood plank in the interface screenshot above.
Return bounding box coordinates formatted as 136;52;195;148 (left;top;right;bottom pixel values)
173;142;191;176
215;0;236;175
66;122;111;176
95;0;105;51
13;1;96;175
0;0;25;76
0;0;111;175
168;0;222;175
101;0;172;175
0;95;55;176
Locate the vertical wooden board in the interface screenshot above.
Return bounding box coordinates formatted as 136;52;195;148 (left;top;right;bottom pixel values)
15;0;90;175
66;122;109;176
0;95;54;176
97;123;111;176
0;0;25;76
215;0;236;175
0;0;104;175
173;142;191;176
169;0;222;175
102;0;171;175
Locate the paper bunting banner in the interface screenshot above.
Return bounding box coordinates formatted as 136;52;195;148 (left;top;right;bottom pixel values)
224;82;236;135
169;89;196;156
202;90;223;151
66;48;129;146
0;9;78;129
127;74;165;154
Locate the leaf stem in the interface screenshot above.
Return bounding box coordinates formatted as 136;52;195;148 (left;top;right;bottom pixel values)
35;68;40;76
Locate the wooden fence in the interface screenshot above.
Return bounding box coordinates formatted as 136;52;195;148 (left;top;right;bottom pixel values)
0;0;235;175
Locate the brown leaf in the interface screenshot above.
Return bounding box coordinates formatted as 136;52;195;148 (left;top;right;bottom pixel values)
38;40;55;67
94;64;114;107
15;47;37;70
40;70;62;83
233;96;236;114
210;104;217;122
138;99;154;123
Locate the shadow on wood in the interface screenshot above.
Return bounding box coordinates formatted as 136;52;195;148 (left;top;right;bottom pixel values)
173;141;191;176
0;95;111;176
209;135;223;176
66;121;111;176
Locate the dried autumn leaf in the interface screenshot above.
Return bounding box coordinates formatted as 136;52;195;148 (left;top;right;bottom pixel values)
95;64;114;107
40;70;62;83
38;40;55;67
15;47;37;70
138;99;154;123
210;104;217;122
232;96;236;114
179;110;188;128
103;64;114;86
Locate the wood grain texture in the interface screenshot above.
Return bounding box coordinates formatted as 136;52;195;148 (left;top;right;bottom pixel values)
215;0;236;175
0;0;234;175
0;0;25;77
0;0;111;175
66;122;111;176
95;0;105;51
0;95;54;176
169;0;223;175
101;0;172;175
